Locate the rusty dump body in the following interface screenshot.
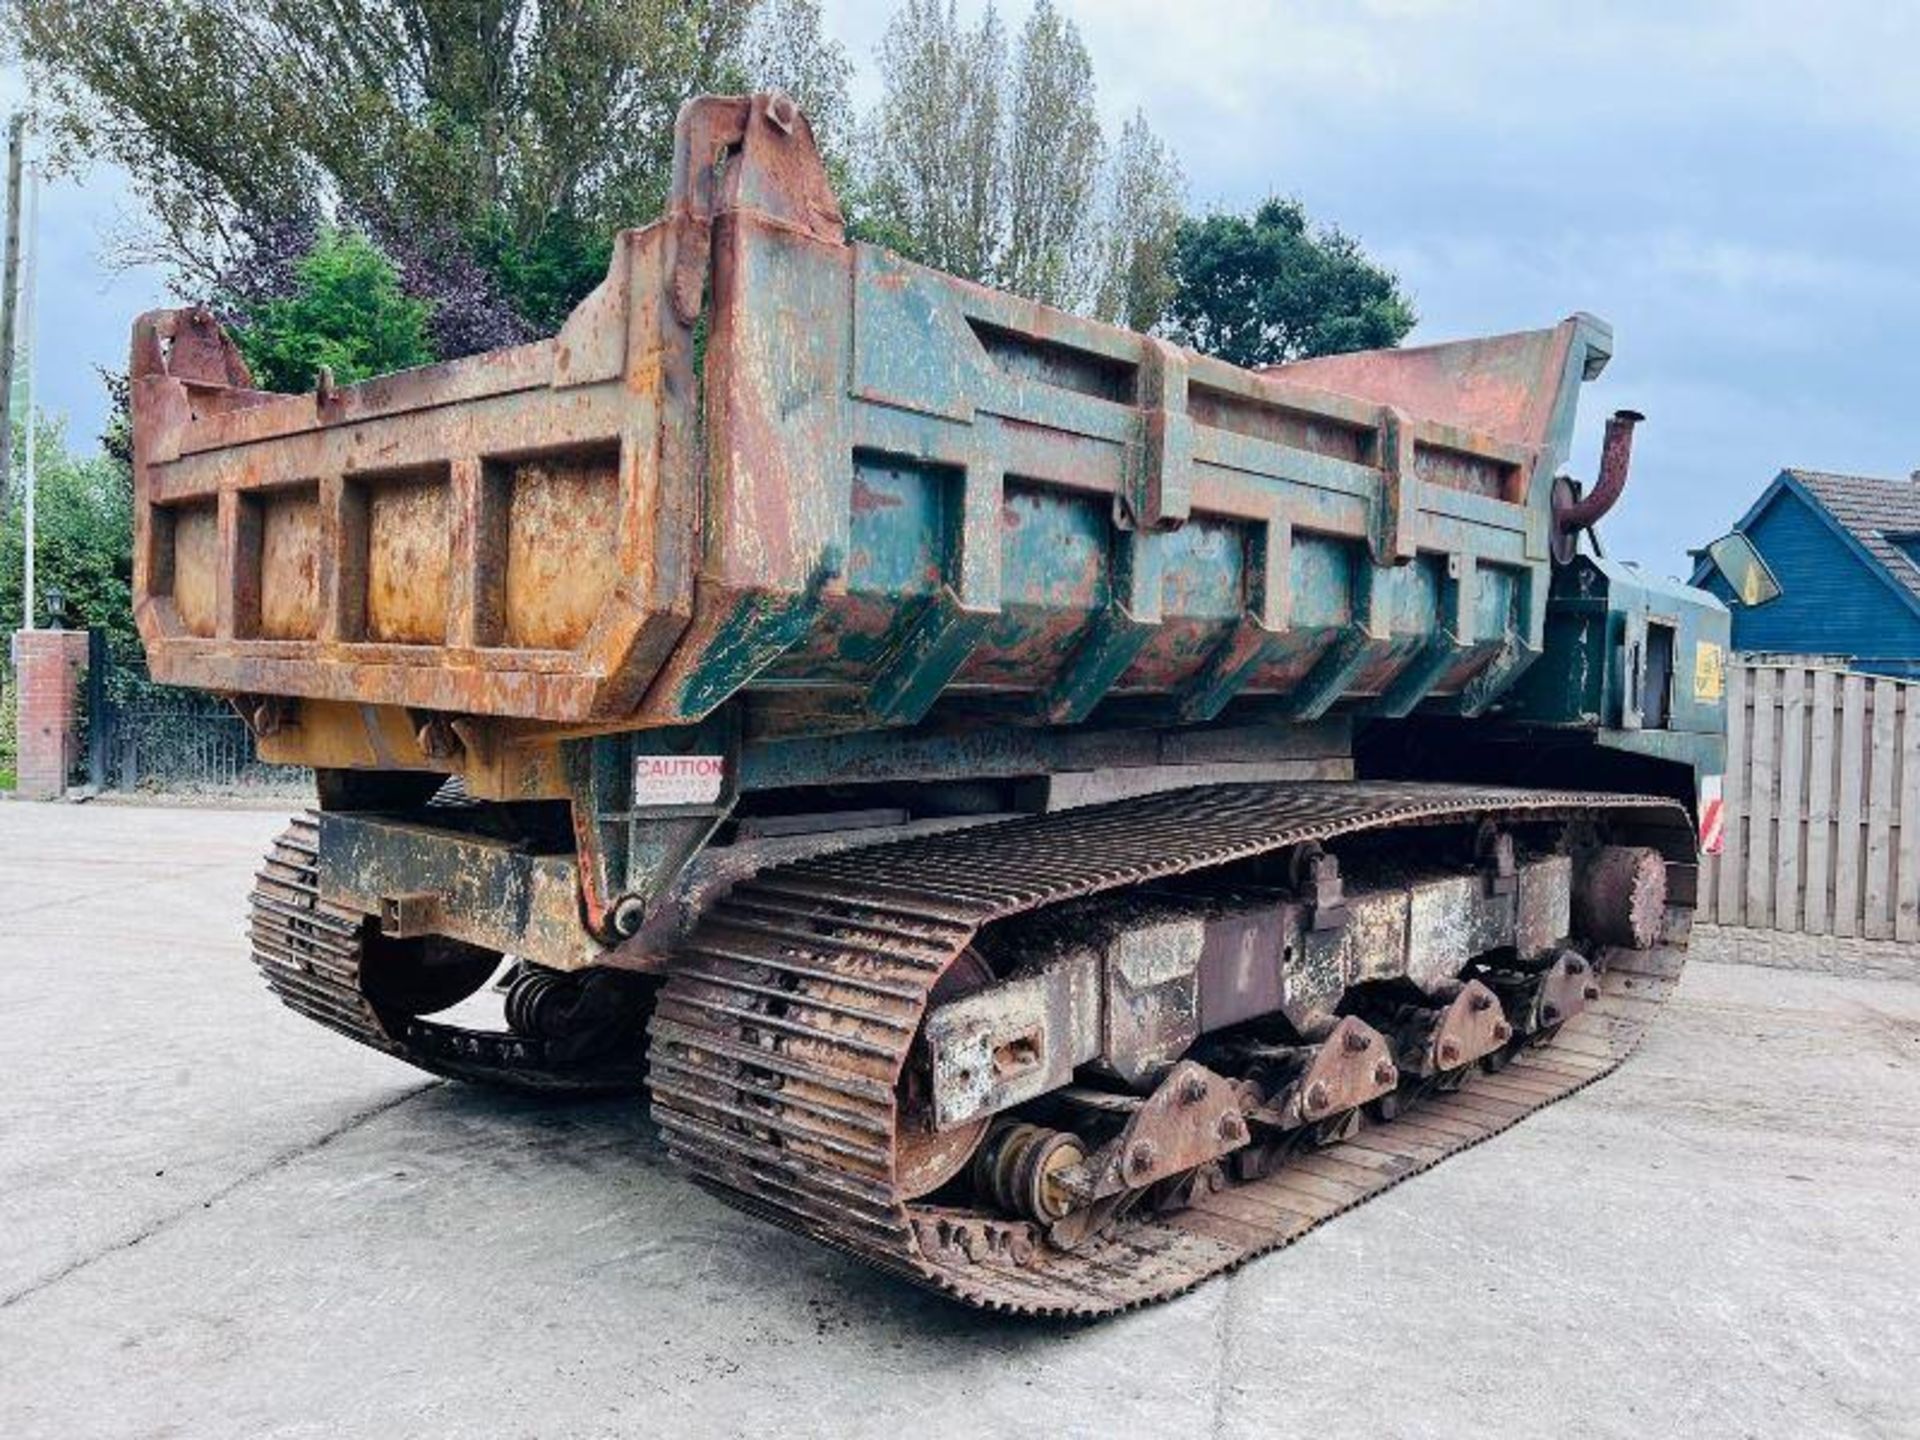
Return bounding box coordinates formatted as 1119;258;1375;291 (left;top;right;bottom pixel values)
133;94;1732;1314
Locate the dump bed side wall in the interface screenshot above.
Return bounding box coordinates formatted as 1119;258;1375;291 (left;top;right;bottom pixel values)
636;212;1603;731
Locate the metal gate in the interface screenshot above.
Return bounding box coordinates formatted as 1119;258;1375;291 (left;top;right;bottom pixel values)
86;629;308;794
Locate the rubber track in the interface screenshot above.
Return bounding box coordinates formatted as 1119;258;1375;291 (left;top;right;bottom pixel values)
647;780;1693;1317
249;816;645;1095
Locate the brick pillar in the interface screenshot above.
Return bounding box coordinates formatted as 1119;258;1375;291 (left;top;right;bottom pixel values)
11;629;90;800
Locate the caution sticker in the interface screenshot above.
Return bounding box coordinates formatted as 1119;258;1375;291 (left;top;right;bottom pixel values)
633;754;726;806
1693;640;1725;701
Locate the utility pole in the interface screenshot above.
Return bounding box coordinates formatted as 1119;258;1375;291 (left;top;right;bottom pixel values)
19;157;36;629
0;115;24;521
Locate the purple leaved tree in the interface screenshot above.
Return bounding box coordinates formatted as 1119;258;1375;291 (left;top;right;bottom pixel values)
210;210;532;375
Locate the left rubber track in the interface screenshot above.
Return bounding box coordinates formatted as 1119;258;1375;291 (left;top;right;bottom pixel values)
248;815;645;1094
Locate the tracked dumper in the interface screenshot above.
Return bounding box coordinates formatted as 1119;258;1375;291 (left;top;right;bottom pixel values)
130;94;1729;1316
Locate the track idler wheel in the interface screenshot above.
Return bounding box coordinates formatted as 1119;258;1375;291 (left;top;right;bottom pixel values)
972;1122;1088;1225
359;932;502;1018
896;950;996;1199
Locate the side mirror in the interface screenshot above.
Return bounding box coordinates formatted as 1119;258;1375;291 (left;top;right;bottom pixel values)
1701;532;1782;607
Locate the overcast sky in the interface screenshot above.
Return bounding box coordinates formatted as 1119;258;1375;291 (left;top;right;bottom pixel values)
11;0;1919;576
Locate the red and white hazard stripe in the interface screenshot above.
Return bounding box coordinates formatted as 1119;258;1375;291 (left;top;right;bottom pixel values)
1698;773;1725;855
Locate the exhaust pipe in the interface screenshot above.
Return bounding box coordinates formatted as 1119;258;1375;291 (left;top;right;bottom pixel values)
1552;409;1643;562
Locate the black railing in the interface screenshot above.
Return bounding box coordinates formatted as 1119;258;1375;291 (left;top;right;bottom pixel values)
88;630;309;794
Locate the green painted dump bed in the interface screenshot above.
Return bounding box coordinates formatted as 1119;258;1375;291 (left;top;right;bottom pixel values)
130;93;1611;736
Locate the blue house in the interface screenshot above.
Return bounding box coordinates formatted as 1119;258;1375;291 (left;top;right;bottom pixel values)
1691;468;1920;678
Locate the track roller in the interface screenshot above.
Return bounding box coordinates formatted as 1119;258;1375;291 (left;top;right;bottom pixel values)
1573;844;1668;949
1366;979;1514;1081
1472;948;1604;1040
504;965;579;1038
1086;1062;1249;1196
1221;1016;1400;1131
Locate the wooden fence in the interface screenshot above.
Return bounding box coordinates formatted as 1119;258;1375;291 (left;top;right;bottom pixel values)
1699;657;1920;941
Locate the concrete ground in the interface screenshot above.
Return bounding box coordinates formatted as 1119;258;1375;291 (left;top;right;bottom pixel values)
2;803;1917;1440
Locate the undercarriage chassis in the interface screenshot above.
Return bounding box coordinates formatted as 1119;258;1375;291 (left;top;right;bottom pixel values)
255;779;1695;1316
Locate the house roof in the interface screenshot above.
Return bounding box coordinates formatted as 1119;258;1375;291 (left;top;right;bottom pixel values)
1788;469;1920;604
1692;467;1920;619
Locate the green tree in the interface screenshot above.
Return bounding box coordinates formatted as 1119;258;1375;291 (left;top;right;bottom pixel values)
1000;0;1103;309
1164;199;1416;368
1092;110;1184;333
860;1;1181;322
8;0;846;335
864;0;1007;284
0;410;134;648
10;0;748;282
861;0;1107;308
227;229;434;394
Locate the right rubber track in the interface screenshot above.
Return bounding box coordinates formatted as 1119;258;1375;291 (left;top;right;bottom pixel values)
648;780;1693;1318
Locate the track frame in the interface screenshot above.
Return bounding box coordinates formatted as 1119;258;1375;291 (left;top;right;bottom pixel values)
646;780;1693;1316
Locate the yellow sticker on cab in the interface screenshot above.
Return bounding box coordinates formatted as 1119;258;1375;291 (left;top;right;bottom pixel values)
1694;640;1725;701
